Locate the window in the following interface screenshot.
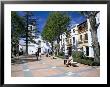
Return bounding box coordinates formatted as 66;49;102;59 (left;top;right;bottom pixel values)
80;35;82;41
30;26;32;30
73;37;75;43
85;33;88;40
63;38;64;42
73;29;75;33
86;46;89;56
61;35;62;39
70;39;72;43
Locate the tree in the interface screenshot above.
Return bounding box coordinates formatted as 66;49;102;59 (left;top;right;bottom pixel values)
11;11;25;57
81;11;100;64
23;11;38;55
42;12;70;53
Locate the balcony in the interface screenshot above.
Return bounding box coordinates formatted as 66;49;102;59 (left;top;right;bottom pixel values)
84;40;88;43
78;40;83;44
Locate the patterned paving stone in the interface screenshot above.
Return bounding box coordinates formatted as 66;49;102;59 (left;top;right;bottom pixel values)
28;63;49;70
66;72;74;76
11;71;24;77
11;64;23;72
51;66;57;69
31;68;64;77
11;55;100;77
78;69;100;77
23;69;30;71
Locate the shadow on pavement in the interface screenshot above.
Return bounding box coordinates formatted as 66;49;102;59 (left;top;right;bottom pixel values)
11;55;42;65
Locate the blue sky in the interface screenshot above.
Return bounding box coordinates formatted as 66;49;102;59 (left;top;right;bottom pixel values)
17;11;86;33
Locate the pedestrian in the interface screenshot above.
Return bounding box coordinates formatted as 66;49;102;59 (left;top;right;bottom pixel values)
47;49;49;57
36;49;39;61
46;49;49;57
64;49;68;65
39;52;41;59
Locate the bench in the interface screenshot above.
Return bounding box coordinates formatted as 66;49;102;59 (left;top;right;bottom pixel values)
71;62;78;67
67;61;78;67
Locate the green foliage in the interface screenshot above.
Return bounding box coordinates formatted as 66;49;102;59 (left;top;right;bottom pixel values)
11;11;25;42
91;61;100;66
22;11;39;55
23;11;38;43
11;11;39;55
54;51;58;56
41;12;70;43
73;58;94;66
72;51;99;66
72;51;84;59
58;52;64;56
54;51;64;59
11;11;25;55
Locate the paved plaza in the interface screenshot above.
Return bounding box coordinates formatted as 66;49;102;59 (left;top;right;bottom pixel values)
11;55;100;77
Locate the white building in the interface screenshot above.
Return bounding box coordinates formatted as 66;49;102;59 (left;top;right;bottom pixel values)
59;32;67;52
70;24;79;51
59;12;100;58
19;24;51;55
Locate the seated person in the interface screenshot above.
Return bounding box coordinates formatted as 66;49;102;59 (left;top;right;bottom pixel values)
65;54;73;67
66;55;78;67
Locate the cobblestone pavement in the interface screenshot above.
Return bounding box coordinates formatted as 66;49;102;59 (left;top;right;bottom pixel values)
11;55;100;77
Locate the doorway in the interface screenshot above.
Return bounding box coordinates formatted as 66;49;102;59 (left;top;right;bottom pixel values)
86;46;89;56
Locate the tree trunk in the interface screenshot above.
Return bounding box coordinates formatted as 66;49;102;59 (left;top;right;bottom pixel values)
51;41;54;54
26;13;28;55
57;38;60;56
89;16;100;64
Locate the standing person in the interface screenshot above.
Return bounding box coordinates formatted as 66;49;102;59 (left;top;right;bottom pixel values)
36;49;39;61
38;48;41;59
46;49;49;57
39;50;41;59
48;49;49;57
64;49;68;65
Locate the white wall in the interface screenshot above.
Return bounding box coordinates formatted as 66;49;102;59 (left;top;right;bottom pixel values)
28;45;36;55
19;36;52;55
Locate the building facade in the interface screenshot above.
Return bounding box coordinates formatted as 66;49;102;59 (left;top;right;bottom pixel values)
59;12;100;58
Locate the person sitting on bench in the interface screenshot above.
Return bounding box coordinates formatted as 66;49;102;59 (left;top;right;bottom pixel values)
66;54;78;67
65;54;72;67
